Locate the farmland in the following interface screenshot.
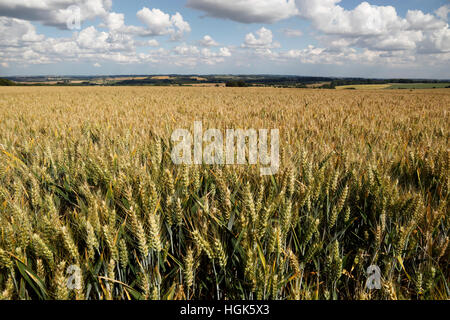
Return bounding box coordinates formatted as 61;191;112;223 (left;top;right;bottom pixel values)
336;84;393;90
388;83;450;89
336;83;450;90
0;87;448;300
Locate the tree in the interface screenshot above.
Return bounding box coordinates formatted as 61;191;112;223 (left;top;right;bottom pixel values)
0;78;15;86
226;80;247;87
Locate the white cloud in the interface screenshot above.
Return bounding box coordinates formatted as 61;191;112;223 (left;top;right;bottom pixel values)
0;17;45;46
361;31;423;51
277;42;449;68
167;44;232;66
281;45;399;66
295;0;406;36
136;7;190;40
76;26;109;50
294;0;450;58
281;28;303;37
406;10;446;30
436;5;450;21
147;39;159;47
104;12;125;31
0;17;138;66
219;47;231;57
186;0;298;23
0;0;448;74
417;27;450;54
199;35;219;47
251;48;281;60
282;46;335;64
0;0;112;29
170;12;191;40
201;47;231;57
1;62;9;68
200;47;231;64
242;27;280;48
137;8;173;35
100;9;190;41
173;44;200;55
74;26;135;52
0;14;228;68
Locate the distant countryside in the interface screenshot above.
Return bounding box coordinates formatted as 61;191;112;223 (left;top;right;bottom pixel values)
1;75;449;90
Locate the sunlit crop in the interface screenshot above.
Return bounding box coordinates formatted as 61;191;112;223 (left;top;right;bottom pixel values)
0;87;448;300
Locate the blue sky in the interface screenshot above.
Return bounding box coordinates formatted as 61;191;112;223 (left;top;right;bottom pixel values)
0;0;449;78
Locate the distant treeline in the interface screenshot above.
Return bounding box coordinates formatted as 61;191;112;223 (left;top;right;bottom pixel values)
114;76;340;87
113;77;207;86
2;76;450;87
225;80;248;87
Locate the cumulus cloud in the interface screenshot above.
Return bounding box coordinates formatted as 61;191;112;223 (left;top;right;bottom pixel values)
76;26;109;50
0;2;224;68
0;16;140;66
0;17;45;46
137;8;172;34
219;47;232;57
170;12;191;40
0;0;112;29
280;45;418;66
293;0;450;56
202;47;231;57
0;0;448;73
0;15;229;69
295;0;406;36
406;10;447;30
187;0;450;65
76;26;135;52
435;5;450;21
147;39;159;47
416;27;450;54
100;9;190;41
168;43;232;66
137;7;191;40
242;27;280;48
102;12;137;32
173;44;200;56
282;46;339;64
199;35;219;47
186;0;298;23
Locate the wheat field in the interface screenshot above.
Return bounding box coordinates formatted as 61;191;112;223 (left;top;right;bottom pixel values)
0;87;448;300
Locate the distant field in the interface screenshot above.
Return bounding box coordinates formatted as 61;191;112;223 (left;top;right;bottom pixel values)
187;82;225;87
337;83;450;90
306;82;331;88
388;83;450;89
105;77;148;81
16;81;59;85
336;84;391;90
151;76;172;80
